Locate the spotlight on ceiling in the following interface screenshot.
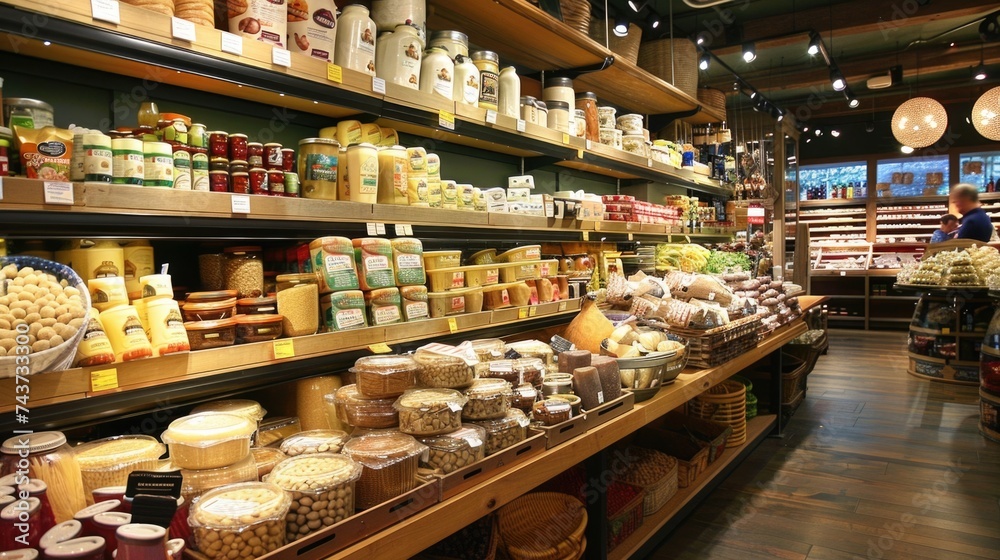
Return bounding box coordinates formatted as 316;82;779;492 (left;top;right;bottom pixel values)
807;31;822;56
806;138;812;143
815;129;822;136
831;129;841;137
974;63;987;81
699;52;711;71
901;145;915;154
742;42;756;63
848;96;860;108
803;126;809;132
651;16;660;29
628;0;646;12
613;16;629;37
831;68;846;91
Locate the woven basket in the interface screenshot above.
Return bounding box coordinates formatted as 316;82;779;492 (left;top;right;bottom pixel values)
559;0;591;35
612;447;678;515
638;38;699;98
498;492;587;560
607;483;644;551
423;514;499;560
589;19;643;65
697;87;727;120
658;411;732;464
687;380;747;447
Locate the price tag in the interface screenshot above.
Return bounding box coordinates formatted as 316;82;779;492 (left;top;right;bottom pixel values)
545;201;554;218
439;110;456;130
404;224;414;236
231;194;251;214
558;301;568;312
171;17;196;42
91;0;120;24
647;158;653;167
376;222;386;235
518;307;529;319
586;140;592;150
272;47;291;68
366;223;378;235
529;306;538;317
942;328;951;335
516;119;526;133
372;77;386;95
577;149;584;159
582;230;590;241
221;32;243;56
43;182;74;205
90;368;119;392
273;339;295;359
840;270;846;276
368;343;392;354
448;318;459;333
394;224;406;236
327;63;343;83
485;110;498;124
562;133;570;144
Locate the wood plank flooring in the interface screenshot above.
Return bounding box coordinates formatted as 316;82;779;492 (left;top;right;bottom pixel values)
647;329;1000;560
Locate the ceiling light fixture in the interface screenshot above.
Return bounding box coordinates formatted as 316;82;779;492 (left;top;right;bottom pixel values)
974;43;987;80
831;129;841;137
807;31;822;56
806;138;812;143
613;16;629;37
972;86;1000;141
815;129;822;136
891;97;948;148
628;0;646;12
651;16;660;29
848;93;860;108
901;145;914;154
803;126;809;132
699;52;711;71
742;42;756;63
831;67;846;91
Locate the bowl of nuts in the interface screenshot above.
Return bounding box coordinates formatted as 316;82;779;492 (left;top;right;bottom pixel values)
0;257;91;375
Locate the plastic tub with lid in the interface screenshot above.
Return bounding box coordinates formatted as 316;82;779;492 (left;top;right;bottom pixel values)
476;357;546;386
256;416;301;448
166;453;258;501
422;250;462;271
234;314;284;344
265;453;362;542
469;338;505;362
160;413;255;469
251;448;287;479
467;248;496;265
417;425;486;474
426;267;465;292
191;399;266;424
342;432;427;509
73;436;165;500
183;318;237;350
494;245;541;263
181;297;237;322
185;290;238;304
235;295;278;315
462;378;513;420
278;429;349;456
394;388;468;436
329;385;399;429
413;347;476;388
353;354;421;399
188;482;291;560
469;409;530;455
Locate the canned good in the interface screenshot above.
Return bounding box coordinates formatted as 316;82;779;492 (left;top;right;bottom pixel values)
210;170;230;192
247;142;264;167
281;149;295;172
229;133;248;160
209;131;229;158
83;132;113;183
111;137;144;186
172;146;192;190
231;171;250;194
143;141;174;188
191;152;210;191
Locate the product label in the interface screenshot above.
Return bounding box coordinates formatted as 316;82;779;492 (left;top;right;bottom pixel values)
359;156;378;194
392;157;407;195
451;296;465;312
144;155;173;187
485;269;499;284
479;70;499;107
172;151;192;190
501;289;510;305
443;182;457;204
334;308;366;329
405;301;428;320
357;24;376;71
305;153;337;182
400;41;421;88
432;66;453;99
373;304;401;325
364;255;390;271
84;146;112;179
463;77;479;105
396;253;422;269
324;253;352;272
451;271;464;288
200;497;261;517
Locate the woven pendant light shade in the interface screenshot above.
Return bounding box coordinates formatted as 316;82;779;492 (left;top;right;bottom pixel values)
891;97;948;148
972;86;1000;141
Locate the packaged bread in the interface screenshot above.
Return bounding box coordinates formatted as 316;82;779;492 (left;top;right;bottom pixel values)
353;354;420;399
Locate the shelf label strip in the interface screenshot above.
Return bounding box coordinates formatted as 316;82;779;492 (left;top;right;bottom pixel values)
485;110;497;125
221;32;243;56
327;64;343;84
273;339;295;359
272;47;291;68
91;0;120;24
231;195;251;214
439;110;456;131
373;77;386;95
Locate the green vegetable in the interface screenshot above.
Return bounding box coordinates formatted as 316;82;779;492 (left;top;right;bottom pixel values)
701;251;752;274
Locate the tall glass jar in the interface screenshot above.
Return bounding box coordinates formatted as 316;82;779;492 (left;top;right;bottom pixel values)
543;77;575;133
0;432;87;523
575;91;599;141
420;47;454;100
471;51;499;111
224;246;264;299
546;100;570;133
429;30;468;59
453;54;480;106
276;273;320;337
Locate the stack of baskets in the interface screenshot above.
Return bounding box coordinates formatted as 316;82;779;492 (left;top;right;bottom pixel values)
497;492;587;560
421;514;499;560
687;380;747;447
559;0;591;35
697;87;727;121
637;38;699;98
658;411;732;464
589;19;643;65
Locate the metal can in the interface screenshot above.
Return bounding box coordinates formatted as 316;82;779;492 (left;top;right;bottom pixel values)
228;133;249;160
247;142;264;167
209;170;230;192
281;149;295;172
142;141;174;188
268;169;285;195
249;167;269;195
191;151;210;191
208;131;228;158
283;171;300;197
172;146;192;190
111;137;144;185
264;143;283;170
231;171;250;194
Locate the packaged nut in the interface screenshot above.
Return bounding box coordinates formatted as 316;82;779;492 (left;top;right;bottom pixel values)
188;482;291;560
251;448;287;480
342;432;427;510
160;413;256;470
413;347;476;388
353;354;421;399
469;338;505;362
470;409;530;455
394;388;467;436
531;399;572;426
476;358;545;386
266;453;362;542
73;435;165;500
330;385;399;429
511;383;538;412
505;340;555;368
462;379;513;420
167;453;258;502
278;430;349;457
417;425;486;474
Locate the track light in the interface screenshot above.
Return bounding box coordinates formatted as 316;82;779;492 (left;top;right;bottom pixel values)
831;67;846;91
901;145;914;154
742;42;756;63
830;129;841;137
974;64;987;80
628;0;647;12
651;17;660;29
613;15;629;37
803;126;809;132
815;129;822;136
849;97;860;108
699;52;710;71
807;31;821;56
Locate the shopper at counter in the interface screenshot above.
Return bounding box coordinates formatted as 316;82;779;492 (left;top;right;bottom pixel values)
949;184;994;243
930;214;959;243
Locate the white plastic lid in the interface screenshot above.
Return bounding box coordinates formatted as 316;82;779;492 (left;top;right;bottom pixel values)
41;537;106;558
0;549;39;560
161;413;256;446
116;523;167;542
39;520;83;550
395;388;468;412
267;453;362;490
1;431;67;455
1;497;39;519
73;500;122;521
190;482;291;529
93;511;132;527
191;400;267;422
74;435;164;468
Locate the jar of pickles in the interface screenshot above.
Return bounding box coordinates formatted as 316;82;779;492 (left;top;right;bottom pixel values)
224;246;264;299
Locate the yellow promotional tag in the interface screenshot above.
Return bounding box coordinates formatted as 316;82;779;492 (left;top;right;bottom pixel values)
577;149;584;159
327;63;343;83
90;368;119;392
369;343;392;354
562;133;570;144
273;339;296;359
448;318;459;333
529;306;538;317
518;307;529;319
439;110;456;130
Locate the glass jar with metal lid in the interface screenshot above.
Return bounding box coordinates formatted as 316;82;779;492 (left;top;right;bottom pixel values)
546;100;570;133
575;91;599;141
3;97;55;128
224;246;264;299
471;51;500;111
520;96;539;125
429;30;468;58
297;138;340;200
543;76;575;131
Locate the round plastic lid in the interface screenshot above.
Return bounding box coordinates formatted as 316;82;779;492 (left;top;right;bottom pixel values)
279;430;349;454
418;425;486;452
73;500;121;521
2;497;39;519
354;354;420;374
476;408;530;432
236;296;276;306
333;384;394;407
183;317;238;330
268;453;362;489
93;511;132;527
465;378;513;399
191;482;290;527
183;297;237;310
343;432;426;464
74;436;164;467
251;447;287;469
1;431;67;455
38;537;106;558
0;550;39;560
39;520;83;550
116;523;166;542
396;388;467;411
162;413;256;445
192;399;266;422
535;399;572;414
235;313;284;325
470;338;505;356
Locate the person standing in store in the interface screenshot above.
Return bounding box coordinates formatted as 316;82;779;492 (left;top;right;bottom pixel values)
949;183;995;242
930;214;959;243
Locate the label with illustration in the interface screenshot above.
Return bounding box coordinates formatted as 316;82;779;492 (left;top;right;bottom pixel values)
304;153;337;182
359;155;378;194
479;70;499;107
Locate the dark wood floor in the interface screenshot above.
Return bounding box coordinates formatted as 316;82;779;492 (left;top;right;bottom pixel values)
648;329;1000;560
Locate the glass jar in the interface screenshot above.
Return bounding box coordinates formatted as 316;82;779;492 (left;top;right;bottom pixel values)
520;96;538;125
575;92;599;141
223;246;264;299
428;30;468;59
471;51;499;111
498;66;520;119
334;4;377;76
547;100;570;133
276;273;320;337
0;431;87;523
543;76;575;131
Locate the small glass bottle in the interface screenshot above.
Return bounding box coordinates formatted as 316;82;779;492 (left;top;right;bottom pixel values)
137;102;160;129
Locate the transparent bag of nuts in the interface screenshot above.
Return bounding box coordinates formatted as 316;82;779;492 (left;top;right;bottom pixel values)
278;429;349;457
469;408;530;455
394;388;468;436
417;425;486;474
188;481;292;560
413;345;477;388
462;378;513;420
265;452;362;542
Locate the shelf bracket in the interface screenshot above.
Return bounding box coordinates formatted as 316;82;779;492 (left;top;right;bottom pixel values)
527;57;616;82
648;107;703;131
523;155;565;172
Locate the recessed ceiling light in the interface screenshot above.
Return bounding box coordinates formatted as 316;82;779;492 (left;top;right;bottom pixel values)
742;42;756;63
831;129;841;137
699;52;711;71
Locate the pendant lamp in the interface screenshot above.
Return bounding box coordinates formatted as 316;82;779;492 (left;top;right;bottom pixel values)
972;86;1000;141
891;97;948;148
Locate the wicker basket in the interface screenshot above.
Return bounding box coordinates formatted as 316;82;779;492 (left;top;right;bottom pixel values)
607;483;644;551
559;0;591;35
657;411;732;464
697;87;727;120
589;19;643;65
497;492;587;560
636;429;708;488
687;380;747;447
423;514;499;560
637;38;699;98
671;315;762;368
611;446;678;515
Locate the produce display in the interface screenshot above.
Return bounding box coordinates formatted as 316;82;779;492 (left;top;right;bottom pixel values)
897;246;1000;287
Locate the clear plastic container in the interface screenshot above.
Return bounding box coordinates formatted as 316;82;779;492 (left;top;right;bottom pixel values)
224;246;264;299
276;273;320;337
462;379;513;420
160;413;255;469
236;295;278;315
191;400;266;425
188;482;291;560
469;409;529;455
353;355;421;399
417;425;486;474
427;289;469;318
532;399;572;426
413;348;476;388
169;453;258;501
235;314;284;344
426;268;465;292
73;436;165;501
0;432;87;523
511;383;538;412
331;385;399;429
278;430;349;457
342;432;427;510
181;297;237;322
495;245;541;263
470;338;505;362
505;340;554;368
251;448;287;480
462;264;501;288
394;388;467;436
257;416;301;448
422;250;462;271
184;318;237;350
266;453;362;542
476;357;545;386
482;283;515;310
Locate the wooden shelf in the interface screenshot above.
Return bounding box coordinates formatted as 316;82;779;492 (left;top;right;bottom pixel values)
607;414;777;560
870;295;919;300
798;199;867;208
828;316;866;322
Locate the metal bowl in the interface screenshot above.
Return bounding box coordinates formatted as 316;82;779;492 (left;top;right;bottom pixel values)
613;334;689;402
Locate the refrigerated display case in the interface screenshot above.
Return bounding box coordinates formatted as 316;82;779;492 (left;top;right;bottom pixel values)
799;162;868;201
875;155;949;197
957;151;1000;192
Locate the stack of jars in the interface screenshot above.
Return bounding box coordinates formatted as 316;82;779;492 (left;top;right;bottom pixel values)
206;131;298;196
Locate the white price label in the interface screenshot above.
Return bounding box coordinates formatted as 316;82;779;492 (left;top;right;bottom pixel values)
231;195;251;214
647;158;653;167
395;224;406;236
585;140;592;150
403;224;413;236
272;47;291;68
840;270;846;276
545;201;554;218
91;0;120;24
366;223;378;236
43;182;74;205
376;222;386;235
221;32;243;56
372;77;386;95
0;176;4;201
171;17;196;42
516;119;526;133
485;110;498;124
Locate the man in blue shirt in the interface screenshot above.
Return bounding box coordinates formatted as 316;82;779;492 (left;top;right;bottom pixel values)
930;214;958;243
950;183;994;243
